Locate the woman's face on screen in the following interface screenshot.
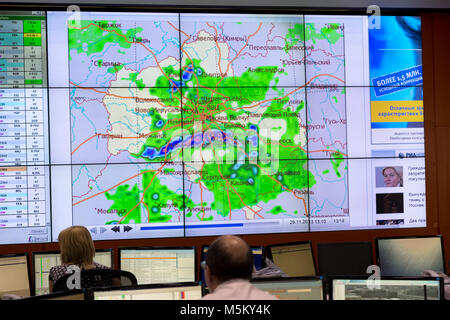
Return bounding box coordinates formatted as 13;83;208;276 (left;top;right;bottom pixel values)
383;167;401;187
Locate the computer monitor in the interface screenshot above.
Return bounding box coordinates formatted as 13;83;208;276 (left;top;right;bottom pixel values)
375;236;445;276
266;241;317;277
251;277;324;300
199;245;264;285
94;249;114;268
317;241;373;277
0;253;31;297
330;277;444;300
92;282;202;300
118;247;196;285
22;289;87;301
32;249;113;295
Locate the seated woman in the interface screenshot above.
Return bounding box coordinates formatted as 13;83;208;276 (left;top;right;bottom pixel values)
48;225;110;292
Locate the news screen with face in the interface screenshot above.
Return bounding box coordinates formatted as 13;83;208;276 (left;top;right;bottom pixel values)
0;9;425;244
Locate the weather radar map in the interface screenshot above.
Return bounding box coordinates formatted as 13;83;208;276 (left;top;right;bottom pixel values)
68;13;348;237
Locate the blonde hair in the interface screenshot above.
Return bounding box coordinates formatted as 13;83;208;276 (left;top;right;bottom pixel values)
58;226;95;269
382;166;403;186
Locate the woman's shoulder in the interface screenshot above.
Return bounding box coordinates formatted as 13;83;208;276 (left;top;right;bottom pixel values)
49;264;69;273
48;264;72;281
93;262;111;269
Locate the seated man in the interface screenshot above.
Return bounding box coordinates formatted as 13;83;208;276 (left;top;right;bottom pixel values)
202;235;278;300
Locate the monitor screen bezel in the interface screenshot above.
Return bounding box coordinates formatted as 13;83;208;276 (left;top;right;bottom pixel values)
31;250;60;296
0;252;31;297
374;235;445;276
31;248;114;295
317;241;374;277
250;275;325;300
90;281;201;300
118;246;197;282
328;275;445;301
22;288;88;300
265;241;317;276
93;248;114;268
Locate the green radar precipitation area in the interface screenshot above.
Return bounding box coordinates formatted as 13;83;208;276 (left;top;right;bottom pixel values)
69;20;347;223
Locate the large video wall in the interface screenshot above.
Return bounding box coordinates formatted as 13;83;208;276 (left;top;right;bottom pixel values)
0;10;425;244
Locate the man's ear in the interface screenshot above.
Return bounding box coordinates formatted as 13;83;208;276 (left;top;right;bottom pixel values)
205;264;211;286
204;265;215;292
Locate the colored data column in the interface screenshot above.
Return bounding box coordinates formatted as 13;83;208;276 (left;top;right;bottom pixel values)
0;15;46;87
0;12;49;241
24;19;43;86
0;166;29;227
0;88;27;165
0;18;23;87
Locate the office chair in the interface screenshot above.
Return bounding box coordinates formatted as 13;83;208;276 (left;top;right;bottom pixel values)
53;268;137;292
